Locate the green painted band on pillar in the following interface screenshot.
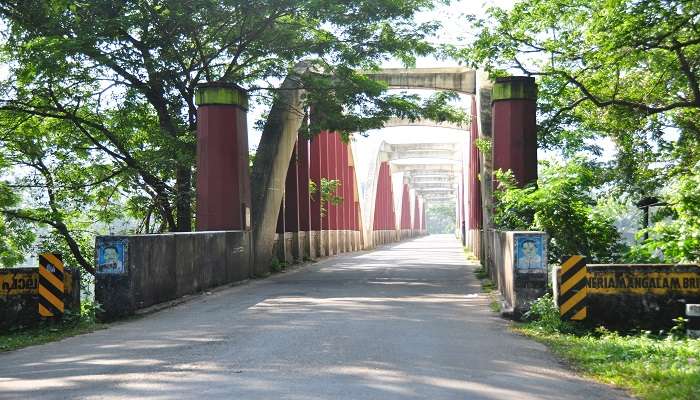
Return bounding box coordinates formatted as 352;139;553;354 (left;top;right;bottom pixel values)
195;83;249;109
492;76;537;102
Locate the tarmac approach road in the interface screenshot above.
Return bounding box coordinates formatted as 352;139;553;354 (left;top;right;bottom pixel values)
0;235;630;400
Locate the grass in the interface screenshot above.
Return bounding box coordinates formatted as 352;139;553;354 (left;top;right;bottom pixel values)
473;265;496;293
515;324;700;400
0;319;105;353
517;295;700;400
464;249;700;399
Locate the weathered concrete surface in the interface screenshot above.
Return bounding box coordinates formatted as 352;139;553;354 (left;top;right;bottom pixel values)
0;235;629;400
95;231;251;320
365;67;477;93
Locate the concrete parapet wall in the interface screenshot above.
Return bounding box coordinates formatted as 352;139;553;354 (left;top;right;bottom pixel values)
484;229;547;318
553;263;700;330
0;267;80;329
95;231;251;320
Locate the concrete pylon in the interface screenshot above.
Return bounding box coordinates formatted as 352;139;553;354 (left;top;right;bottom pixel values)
194;83;251;232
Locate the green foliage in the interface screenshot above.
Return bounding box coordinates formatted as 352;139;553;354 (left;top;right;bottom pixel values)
631;163;700;263
309;178;343;217
0;183;35;267
474;137;492;155
0;0;449;271
457;0;700;265
456;0;700;159
270;257;287;273
472;262;497;305
493;159;627;263
517;324;700;400
522;293;574;334
426;204;455;234
0;316;104;353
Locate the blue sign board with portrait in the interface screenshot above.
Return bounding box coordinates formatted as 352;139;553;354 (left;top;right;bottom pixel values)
96;237;128;274
514;233;547;273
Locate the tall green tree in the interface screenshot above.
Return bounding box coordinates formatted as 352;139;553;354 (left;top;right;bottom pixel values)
493;160;627;263
455;0;700;194
0;0;463;272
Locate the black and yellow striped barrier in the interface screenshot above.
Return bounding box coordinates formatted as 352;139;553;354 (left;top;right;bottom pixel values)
558;255;587;321
38;252;65;318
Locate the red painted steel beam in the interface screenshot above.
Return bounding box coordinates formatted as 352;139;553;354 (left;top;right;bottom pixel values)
339;138;348;231
297;134;311;232
320;132;331;231
400;183;411;229
328;132;339;231
284;141;300;233
310;132;324;231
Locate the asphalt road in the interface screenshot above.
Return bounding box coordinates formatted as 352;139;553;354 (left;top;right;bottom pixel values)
0;235;630;399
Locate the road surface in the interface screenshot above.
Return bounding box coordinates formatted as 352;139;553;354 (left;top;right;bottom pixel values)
0;235;629;399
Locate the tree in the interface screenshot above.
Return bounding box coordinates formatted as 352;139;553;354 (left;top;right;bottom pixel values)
631;162;700;263
455;0;700;195
0;0;465;273
426;204;455;234
493;160;627;263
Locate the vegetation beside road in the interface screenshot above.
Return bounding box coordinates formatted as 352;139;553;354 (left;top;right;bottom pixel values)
0;301;104;353
519;295;700;400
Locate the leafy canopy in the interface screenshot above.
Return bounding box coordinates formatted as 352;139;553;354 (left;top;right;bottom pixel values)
0;0;457;270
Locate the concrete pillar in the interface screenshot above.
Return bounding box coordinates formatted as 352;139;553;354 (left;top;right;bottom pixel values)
492;77;538;187
194;83;251;231
297;134;313;260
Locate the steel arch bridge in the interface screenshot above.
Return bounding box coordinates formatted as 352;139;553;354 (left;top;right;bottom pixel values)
193;67;537;274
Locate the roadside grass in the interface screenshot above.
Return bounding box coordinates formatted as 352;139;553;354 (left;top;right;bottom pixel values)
473;265;496;293
516;325;700;400
467;251;501;312
1;301;106;353
518;295;700;400
467;260;700;400
0;319;105;353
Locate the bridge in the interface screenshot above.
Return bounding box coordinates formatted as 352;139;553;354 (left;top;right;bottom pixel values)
0;235;626;399
0;68;628;399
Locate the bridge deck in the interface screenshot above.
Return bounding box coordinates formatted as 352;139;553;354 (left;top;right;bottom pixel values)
0;235;628;399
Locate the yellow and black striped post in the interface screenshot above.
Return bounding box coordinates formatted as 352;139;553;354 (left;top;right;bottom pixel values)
558;255;587;321
38;252;65;318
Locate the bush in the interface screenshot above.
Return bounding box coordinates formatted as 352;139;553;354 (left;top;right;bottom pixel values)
523;293;575;333
493;159;628;263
